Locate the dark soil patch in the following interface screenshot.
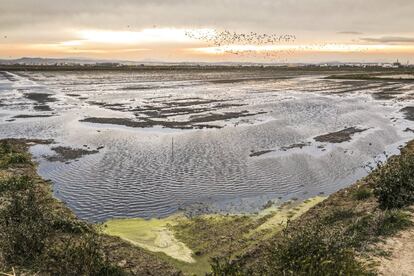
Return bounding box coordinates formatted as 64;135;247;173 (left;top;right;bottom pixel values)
404;128;414;133
24;93;57;104
314;127;368;143
33;105;53;111
401;106;414;121
13;114;54;119
280;142;311;151
249;149;273;157
80;110;264;130
80;117;221;129
208;76;290;84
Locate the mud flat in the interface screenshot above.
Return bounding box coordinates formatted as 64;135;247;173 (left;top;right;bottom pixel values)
80;109;264;130
24;92;56;104
314;127;368;143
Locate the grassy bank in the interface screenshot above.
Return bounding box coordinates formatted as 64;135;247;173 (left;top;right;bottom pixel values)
0;139;181;276
2;138;414;275
210;141;414;275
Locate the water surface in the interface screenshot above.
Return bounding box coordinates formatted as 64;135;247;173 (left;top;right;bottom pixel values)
0;69;413;221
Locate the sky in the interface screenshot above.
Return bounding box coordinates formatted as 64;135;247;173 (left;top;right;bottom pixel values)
1;0;414;63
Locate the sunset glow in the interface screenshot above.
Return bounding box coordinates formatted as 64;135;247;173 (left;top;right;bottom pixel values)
1;0;413;63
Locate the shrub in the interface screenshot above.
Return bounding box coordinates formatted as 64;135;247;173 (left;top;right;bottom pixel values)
0;152;31;168
0;141;12;155
263;222;369;276
374;154;414;209
8;152;30;164
209;256;244;276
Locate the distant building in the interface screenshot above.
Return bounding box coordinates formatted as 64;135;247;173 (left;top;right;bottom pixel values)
95;62;121;67
393;60;402;68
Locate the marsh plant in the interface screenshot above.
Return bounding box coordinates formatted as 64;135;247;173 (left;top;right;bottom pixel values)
0;141;30;168
374;153;414;209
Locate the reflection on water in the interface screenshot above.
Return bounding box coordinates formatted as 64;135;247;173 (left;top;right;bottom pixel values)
0;69;413;221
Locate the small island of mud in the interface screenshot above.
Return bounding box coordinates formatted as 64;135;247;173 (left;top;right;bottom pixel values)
45;146;99;162
401;106;414;121
250;142;311;157
13;114;55;119
314;127;367;143
24;92;57;112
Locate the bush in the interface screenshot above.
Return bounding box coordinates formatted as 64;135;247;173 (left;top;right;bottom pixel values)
0;152;31;168
374;154;414;209
0;178;51;266
263;222;369;276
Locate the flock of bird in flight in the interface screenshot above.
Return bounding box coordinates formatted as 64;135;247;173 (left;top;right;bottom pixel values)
185;29;299;61
1;27;374;62
185;29;297;46
185;29;373;62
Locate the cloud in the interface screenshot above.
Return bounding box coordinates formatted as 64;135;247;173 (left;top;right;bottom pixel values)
360;36;414;43
1;0;414;38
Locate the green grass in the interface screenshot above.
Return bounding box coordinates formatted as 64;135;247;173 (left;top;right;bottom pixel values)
0;143;31;168
352;186;373;201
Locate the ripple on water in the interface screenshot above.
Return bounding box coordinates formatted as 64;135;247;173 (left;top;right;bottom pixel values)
0;70;413;221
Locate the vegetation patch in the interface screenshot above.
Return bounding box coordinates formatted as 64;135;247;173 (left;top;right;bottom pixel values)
374;152;414;209
209;141;414;275
45;146;99;162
